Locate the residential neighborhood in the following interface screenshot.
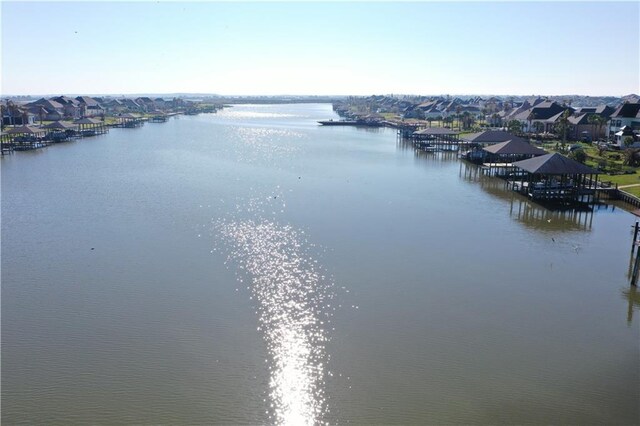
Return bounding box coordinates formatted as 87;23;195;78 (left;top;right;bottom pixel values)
1;95;216;127
333;94;640;148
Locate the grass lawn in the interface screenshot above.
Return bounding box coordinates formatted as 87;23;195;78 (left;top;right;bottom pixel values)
602;173;640;186
380;113;400;120
621;186;640;197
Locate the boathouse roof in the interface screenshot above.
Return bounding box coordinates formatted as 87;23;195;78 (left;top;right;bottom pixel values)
5;125;45;134
74;117;102;124
413;127;458;135
461;130;522;144
512;153;599;175
483;139;546;156
42;121;78;129
120;113;141;119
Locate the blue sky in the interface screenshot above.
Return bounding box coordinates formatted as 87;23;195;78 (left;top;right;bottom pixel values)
2;1;638;96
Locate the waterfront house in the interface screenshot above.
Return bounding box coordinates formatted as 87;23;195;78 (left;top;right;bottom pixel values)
614;126;639;147
51;96;82;119
119;98;143;112
608;102;640;144
25;98;65;121
102;98;126;114
2;106;36;126
135;97;156;112
75;96;104;117
513;100;571;133
154;98;167;110
568;105;615;141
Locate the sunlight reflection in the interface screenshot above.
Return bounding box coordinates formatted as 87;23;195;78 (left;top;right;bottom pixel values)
215;203;332;424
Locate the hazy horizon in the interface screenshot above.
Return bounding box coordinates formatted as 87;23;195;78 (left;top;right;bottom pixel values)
2;92;638;100
2;1;639;97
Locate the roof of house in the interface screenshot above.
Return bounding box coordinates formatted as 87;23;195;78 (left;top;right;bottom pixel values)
574;105;615;117
51;96;80;106
103;99;123;106
529;101;569;120
75;96;101;107
512;153;599;175
568;113;589;125
611;102;640;119
482;139;547;156
27;98;64;110
120;98;141;107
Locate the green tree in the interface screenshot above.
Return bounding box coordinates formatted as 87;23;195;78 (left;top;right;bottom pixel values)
624;136;635;148
570;148;587;163
507;119;523;135
624;148;640;167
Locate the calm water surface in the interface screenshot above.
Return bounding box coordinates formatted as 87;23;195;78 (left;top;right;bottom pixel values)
2;104;639;425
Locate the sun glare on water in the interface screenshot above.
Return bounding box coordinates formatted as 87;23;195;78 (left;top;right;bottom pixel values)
215;195;334;425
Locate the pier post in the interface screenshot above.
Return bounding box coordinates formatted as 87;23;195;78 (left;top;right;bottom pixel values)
631;245;640;287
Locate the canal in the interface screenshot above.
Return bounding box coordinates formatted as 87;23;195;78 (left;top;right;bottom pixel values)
2;103;638;424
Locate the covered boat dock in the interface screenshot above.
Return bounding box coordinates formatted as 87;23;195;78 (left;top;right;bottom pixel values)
2;125;48;151
508;153;600;204
42;121;79;142
410;127;460;150
481;139;547;177
74;117;108;137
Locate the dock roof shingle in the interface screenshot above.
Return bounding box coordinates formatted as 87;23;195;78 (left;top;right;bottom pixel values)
512;153;599;175
483;139;546;156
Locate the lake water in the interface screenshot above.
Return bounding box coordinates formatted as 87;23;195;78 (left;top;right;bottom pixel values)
2;103;638;425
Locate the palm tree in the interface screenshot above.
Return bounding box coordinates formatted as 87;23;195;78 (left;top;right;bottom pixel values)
624;147;640;167
6;100;19;126
533;121;544;135
527;112;538;134
554;110;572;148
588;114;607;141
491;113;501;128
